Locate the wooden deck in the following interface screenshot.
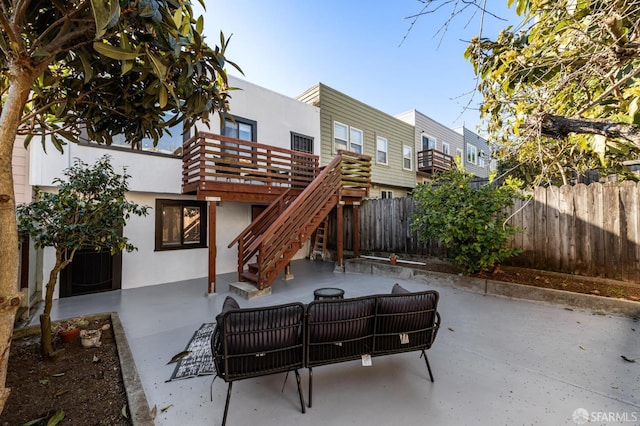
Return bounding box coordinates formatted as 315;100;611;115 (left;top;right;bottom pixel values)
182;132;320;202
417;149;455;175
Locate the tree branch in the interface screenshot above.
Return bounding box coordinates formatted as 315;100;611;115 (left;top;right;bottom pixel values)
530;113;640;147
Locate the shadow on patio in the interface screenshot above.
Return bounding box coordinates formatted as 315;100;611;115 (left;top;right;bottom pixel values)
35;259;640;425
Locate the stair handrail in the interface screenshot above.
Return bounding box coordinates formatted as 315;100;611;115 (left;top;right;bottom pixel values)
228;189;297;278
247;151;370;288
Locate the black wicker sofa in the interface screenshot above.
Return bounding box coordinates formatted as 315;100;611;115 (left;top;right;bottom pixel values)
305;283;440;407
211;283;440;424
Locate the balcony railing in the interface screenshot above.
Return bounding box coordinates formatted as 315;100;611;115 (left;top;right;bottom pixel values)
182;132;320;195
417;149;455;174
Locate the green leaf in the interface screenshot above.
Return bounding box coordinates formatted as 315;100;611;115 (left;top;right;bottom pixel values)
146;49;168;78
93;41;141;60
91;0;120;39
77;49;94;83
196;15;204;34
159;84;168;108
46;409;65;426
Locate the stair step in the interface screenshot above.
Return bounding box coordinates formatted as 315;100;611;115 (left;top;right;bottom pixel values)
248;263;259;274
241;271;258;283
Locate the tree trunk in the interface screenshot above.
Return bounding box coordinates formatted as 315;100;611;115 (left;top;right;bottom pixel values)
532;113;640;147
40;250;71;358
0;63;36;412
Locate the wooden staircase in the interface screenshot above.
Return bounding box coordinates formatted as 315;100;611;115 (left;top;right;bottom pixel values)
230;151;370;290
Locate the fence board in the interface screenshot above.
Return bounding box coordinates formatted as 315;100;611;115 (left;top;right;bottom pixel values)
573;184;590;275
558;185;576;272
603;182;621;280
620;181;639;282
546;186;561;271
588;184;605;277
533;186;547;268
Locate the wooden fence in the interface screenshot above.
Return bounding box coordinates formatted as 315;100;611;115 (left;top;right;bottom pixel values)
326;181;640;282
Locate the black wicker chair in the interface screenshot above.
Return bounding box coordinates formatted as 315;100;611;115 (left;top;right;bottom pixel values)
211;299;306;425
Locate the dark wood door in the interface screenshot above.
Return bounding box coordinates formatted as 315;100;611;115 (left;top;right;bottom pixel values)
60;248;122;298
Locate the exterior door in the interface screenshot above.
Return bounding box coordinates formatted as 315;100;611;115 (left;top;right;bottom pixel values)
59;248;122;297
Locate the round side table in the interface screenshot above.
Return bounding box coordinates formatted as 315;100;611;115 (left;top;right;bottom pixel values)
313;287;345;301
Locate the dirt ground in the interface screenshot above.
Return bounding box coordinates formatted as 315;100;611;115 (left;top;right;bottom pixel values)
379;253;640;302
1;317;131;426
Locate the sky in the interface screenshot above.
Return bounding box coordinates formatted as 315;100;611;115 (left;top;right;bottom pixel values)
196;1;520;133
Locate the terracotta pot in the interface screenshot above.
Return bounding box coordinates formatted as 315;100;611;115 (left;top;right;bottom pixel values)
389;258;397;265
59;327;80;343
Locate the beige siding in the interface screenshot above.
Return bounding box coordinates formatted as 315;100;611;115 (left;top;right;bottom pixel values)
12;136;31;204
302;84;416;191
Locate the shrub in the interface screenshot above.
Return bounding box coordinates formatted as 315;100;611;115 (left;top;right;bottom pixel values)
411;169;522;273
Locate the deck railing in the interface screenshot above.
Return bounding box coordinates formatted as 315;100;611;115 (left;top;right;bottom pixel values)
182;132;319;192
417;149;455;173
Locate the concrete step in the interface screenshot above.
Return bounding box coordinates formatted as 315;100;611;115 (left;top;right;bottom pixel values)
229;281;272;300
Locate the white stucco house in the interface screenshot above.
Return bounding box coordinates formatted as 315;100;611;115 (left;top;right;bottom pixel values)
23;75;321;299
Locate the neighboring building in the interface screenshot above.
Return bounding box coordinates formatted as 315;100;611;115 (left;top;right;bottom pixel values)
13;135;41;321
396;109;492;182
455;126;492;179
396;109;463;184
298;83;416;199
25;75;334;298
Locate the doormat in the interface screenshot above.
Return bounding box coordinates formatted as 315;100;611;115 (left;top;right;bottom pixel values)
168;323;216;381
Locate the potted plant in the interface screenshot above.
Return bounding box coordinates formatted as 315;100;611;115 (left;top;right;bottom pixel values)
54;317;88;343
389;253;398;265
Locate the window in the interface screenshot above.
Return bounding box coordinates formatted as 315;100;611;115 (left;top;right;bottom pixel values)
421;134;436;151
333;121;363;154
291;132;314;154
466;144;478;165
221;115;257;160
155;199;207;250
479;150;486;168
403;145;413;170
442;142;450;155
456;148;463;164
350;128;363;154
376;136;388;165
88;113;183;156
381;190;393;199
334;122;348;152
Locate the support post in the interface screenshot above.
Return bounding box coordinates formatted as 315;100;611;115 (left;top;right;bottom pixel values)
208;200;217;294
336;201;344;271
284;262;294;280
353;202;360;258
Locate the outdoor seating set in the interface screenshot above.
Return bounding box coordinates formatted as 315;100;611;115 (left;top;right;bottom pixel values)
211;283;441;425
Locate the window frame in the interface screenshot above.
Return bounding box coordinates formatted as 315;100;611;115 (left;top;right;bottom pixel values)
442;142;450;155
376;136;388;165
333;121;349;152
333;121;364;154
155;199;208;251
479;150;486;168
381;190;393;199
466;144;478;165
291;131;314;154
456;148;464;164
403;145;413;171
421;134;436;151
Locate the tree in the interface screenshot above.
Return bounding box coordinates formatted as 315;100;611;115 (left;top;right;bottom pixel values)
462;0;640;184
17;156;148;358
411;169;522;274
0;0;238;411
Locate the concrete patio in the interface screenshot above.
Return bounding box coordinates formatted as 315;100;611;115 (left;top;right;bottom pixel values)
33;259;640;425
